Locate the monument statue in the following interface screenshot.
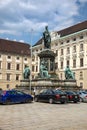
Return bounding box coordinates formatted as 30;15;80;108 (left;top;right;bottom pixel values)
23;65;30;79
43;26;51;49
40;61;50;78
65;66;74;80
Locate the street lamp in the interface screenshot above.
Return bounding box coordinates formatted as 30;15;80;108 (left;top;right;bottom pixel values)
29;29;33;94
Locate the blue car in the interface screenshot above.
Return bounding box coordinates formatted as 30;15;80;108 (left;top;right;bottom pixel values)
0;90;33;104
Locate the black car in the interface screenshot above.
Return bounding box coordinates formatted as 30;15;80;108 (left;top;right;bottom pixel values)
34;89;68;104
65;91;79;103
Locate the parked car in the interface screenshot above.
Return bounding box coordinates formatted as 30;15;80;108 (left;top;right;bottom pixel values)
0;89;33;104
77;91;87;102
64;91;79;103
34;89;68;104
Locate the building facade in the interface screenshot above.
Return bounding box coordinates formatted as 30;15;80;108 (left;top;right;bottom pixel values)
0;39;31;90
32;21;87;89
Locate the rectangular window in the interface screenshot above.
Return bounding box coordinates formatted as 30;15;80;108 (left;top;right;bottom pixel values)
61;49;63;55
32;65;34;72
7;63;11;70
80;58;83;67
80;44;83;51
16;75;19;81
73;45;76;53
36;66;38;72
61;61;63;69
73;59;76;68
16;64;20;70
7;74;10;81
67;47;70;54
66;60;69;67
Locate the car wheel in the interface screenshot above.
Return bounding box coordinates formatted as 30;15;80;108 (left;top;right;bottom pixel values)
49;98;53;104
5;99;11;105
34;97;38;102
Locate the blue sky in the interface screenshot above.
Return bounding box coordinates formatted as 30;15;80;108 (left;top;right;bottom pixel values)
0;0;87;45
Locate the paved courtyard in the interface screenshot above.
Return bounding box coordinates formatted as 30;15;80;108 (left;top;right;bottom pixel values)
0;102;87;130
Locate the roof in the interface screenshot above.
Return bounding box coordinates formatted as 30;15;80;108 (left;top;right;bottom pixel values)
57;20;87;37
0;39;31;56
34;20;87;47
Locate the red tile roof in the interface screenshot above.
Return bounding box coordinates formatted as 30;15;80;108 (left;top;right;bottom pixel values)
58;20;87;37
34;20;87;46
0;39;31;56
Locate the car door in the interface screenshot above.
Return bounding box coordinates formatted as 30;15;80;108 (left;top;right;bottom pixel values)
42;90;53;102
7;90;18;103
38;89;48;102
15;91;26;103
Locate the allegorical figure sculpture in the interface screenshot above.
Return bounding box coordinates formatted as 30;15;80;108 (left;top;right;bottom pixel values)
23;65;30;79
43;26;51;49
65;66;74;80
40;61;50;78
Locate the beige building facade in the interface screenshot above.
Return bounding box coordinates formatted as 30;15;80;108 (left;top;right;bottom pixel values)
32;21;87;89
0;39;31;90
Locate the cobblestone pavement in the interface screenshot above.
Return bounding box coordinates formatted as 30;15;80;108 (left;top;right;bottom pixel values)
0;102;87;130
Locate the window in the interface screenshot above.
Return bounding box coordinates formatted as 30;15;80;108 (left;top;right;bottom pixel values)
16;75;19;81
16;64;20;70
7;84;10;89
73;45;76;53
80;58;83;67
60;42;63;45
66;40;69;43
61;61;63;69
32;56;35;61
80;71;83;80
80;35;83;39
7;63;11;70
36;66;38;72
73;59;76;68
61;49;63;55
16;56;20;60
66;60;69;67
7;74;10;81
32;65;34;72
7;55;11;59
73;37;76;41
80;44;83;51
24;57;27;61
67;47;70;54
36;56;38;61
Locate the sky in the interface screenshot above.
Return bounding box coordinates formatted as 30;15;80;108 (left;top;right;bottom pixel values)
0;0;87;45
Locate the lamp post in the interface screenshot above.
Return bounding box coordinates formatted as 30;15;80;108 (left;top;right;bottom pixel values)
29;29;33;94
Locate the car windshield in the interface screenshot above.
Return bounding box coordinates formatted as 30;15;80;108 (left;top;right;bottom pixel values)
54;90;65;94
65;91;76;95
